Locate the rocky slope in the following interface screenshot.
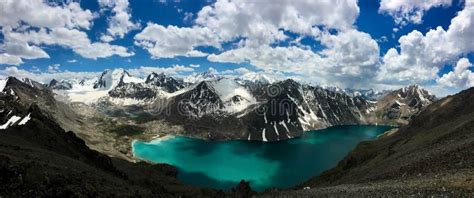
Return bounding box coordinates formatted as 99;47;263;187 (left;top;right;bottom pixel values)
0;78;253;197
268;87;474;196
374;84;437;125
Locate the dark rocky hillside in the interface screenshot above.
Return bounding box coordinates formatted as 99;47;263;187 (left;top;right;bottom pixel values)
0;78;255;197
267;87;474;196
0;105;224;196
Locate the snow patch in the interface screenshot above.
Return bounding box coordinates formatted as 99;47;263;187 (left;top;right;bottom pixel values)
280;121;290;132
210;78;255;102
262;128;267;142
273;122;279;137
0;79;7;92
18;113;31;125
122;73;145;84
0;115;22;129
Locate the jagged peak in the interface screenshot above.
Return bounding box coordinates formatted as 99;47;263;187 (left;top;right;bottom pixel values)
94;68;143;89
279;78;301;88
399;84;435;98
184;71;220;83
146;72;173;82
237;72;274;84
49;79;59;84
5;76;33;87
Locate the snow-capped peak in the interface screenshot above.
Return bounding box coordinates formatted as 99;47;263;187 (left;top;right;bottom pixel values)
208;78;255;102
0;78;8;92
93;69;144;90
236;73;274;84
184;71;219;84
145;72;184;93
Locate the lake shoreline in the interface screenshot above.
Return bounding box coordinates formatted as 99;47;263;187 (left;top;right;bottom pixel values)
132;125;394;192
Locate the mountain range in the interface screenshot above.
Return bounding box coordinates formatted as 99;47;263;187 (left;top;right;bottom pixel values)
0;68;437;143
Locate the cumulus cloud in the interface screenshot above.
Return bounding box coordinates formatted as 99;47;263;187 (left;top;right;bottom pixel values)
0;66;100;83
0;0;95;29
319;29;380;76
377;0;474;84
437;58;474;88
0;53;24;65
208;29;380;87
47;64;61;73
0;0;134;65
134;0;360;58
134;23;220;58
5;27;134;60
195;0;359;43
208;45;319;73
98;0;140;41
379;0;452;25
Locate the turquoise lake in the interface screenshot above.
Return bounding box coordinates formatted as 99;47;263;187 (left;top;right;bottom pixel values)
132;125;393;191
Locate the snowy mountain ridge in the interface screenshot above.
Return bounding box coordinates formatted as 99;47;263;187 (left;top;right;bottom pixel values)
0;69;438;142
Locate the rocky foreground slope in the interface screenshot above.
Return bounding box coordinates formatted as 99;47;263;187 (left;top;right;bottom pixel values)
0;83;251;197
266;87;474;196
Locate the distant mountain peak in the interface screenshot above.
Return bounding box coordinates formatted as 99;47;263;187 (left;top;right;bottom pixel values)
145;72;184;93
47;79;72;90
93;68;143;90
398;84;436;100
236;73;274;85
184;71;219;84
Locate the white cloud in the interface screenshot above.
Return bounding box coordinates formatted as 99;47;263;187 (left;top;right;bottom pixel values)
134;0;360;58
0;0;95;29
379;0;452;25
319;29;380;76
127;65;195;76
0;0;134;65
0;53;23;65
208;45;319;73
47;64;61;73
196;0;359;43
189;64;200;68
437;58;474;88
130;0;378;88
183;12;194;22
134;23;220;58
98;0;140;41
67;59;78;63
4;27;134;60
0;66;100;83
378;1;474;84
208;28;380;87
233;67;251;74
1;27;50;62
211;67;291;82
377;31;440;83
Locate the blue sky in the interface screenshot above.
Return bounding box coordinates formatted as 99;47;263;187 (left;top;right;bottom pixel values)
1;0;473;95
